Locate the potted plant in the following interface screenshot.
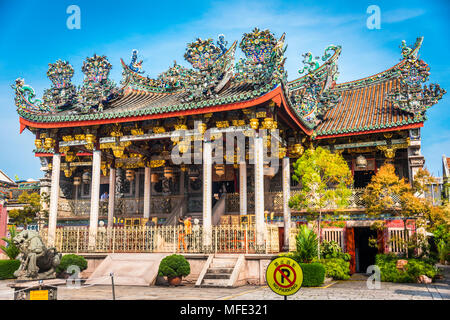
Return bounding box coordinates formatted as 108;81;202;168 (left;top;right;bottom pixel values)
158;254;190;286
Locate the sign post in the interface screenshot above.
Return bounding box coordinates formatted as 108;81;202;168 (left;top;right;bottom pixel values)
266;257;303;300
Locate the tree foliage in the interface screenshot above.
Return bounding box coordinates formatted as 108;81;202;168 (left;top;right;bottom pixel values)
288;147;353;215
8;192;46;227
0;226;19;260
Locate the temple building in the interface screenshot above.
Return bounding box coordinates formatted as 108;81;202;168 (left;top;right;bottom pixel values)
13;29;445;273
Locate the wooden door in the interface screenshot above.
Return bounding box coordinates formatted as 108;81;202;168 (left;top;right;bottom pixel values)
346;227;356;274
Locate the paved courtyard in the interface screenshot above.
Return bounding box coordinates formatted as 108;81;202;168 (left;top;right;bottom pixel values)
0;273;448;300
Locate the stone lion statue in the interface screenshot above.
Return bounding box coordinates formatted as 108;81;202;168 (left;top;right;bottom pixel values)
13;230;62;280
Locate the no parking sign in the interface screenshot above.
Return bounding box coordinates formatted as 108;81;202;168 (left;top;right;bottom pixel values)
266;257;303;298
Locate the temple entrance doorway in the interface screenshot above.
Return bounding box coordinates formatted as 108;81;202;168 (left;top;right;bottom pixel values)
353;171;375;188
354;227;378;273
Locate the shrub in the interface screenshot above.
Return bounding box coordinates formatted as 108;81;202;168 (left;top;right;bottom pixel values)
158;254;190;278
294;225;318;263
56;254;88;275
299;263;325;287
375;254;439;283
0;260;20;280
0;227;19;260
320;258;350;280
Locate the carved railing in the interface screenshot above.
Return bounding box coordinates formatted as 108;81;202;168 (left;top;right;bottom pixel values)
43;224;279;254
58;195;185;217
225;188;381;214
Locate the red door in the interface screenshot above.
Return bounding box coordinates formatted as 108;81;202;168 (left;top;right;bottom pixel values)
278;227;285;251
346;227;356;274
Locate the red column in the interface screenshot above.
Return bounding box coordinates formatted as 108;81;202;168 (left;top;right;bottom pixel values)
346;227;356;274
0;204;7;246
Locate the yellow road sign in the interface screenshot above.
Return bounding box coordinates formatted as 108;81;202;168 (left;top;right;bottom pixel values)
30;290;49;300
266;257;303;296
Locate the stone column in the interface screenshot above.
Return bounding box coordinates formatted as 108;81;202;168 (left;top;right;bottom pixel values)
88;150;101;249
239;162;247;215
282;157;291;251
203;140;212;249
107;167;116;228
254;134;265;250
47;153;61;247
143;166;151;219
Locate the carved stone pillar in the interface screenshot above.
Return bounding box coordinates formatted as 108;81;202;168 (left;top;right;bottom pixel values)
282;157;291;251
239;162;247;215
88;150;101;249
203;140;212;249
107;167;116;228
407;128;425;185
254;133;265;250
143;166;151;219
48;153;61;247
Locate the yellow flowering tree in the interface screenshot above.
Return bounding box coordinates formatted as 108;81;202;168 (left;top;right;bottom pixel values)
288;147;353;258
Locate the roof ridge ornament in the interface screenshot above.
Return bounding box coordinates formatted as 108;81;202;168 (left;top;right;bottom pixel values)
129;49;144;74
12;78;52;114
387;37;446;117
235;28;287;87
42;60;77;111
77;54;117;113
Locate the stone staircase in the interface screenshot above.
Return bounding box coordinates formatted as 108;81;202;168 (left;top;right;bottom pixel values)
196;254;245;287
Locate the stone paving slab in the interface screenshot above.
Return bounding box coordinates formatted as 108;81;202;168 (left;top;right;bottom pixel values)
0;278;448;300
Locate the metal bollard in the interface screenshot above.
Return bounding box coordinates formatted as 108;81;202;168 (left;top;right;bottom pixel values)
110;272;116;300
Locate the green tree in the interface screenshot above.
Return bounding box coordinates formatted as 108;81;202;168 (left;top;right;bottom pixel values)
0;226;19;260
288;147;353;258
8;192;46;227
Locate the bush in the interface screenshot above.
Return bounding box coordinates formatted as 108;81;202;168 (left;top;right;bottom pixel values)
320;258;350;280
375;254;439;283
299;263;325;287
56;254;88;275
320;240;351;261
1;227;19;260
294;225;318;263
158;254;190;278
0;260;20;280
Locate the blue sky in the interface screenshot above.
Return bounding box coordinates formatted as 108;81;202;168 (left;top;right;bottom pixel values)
0;0;449;180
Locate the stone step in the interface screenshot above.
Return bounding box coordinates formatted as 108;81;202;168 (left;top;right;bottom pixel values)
200;279;229;287
210;260;236;268
206;267;234;274
203;273;232;280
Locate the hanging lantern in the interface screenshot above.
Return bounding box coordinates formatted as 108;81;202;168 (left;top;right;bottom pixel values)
85;134;95;144
197;123;207;134
73;177;82;186
112;145;124;158
179;141;190;153
181;164;187;172
263;117;274;130
215;164;225;177
82;171;91;184
44;137;54;149
249;118;259;130
34;139;43;149
64;168;73;178
164;166;174;179
356;155;368;169
65;151;76;162
126;169;135;181
278;146;287;159
151;172;159;183
293;143;304;156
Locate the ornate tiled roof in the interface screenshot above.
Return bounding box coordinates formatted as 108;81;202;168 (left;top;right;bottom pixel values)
13;32;445;139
